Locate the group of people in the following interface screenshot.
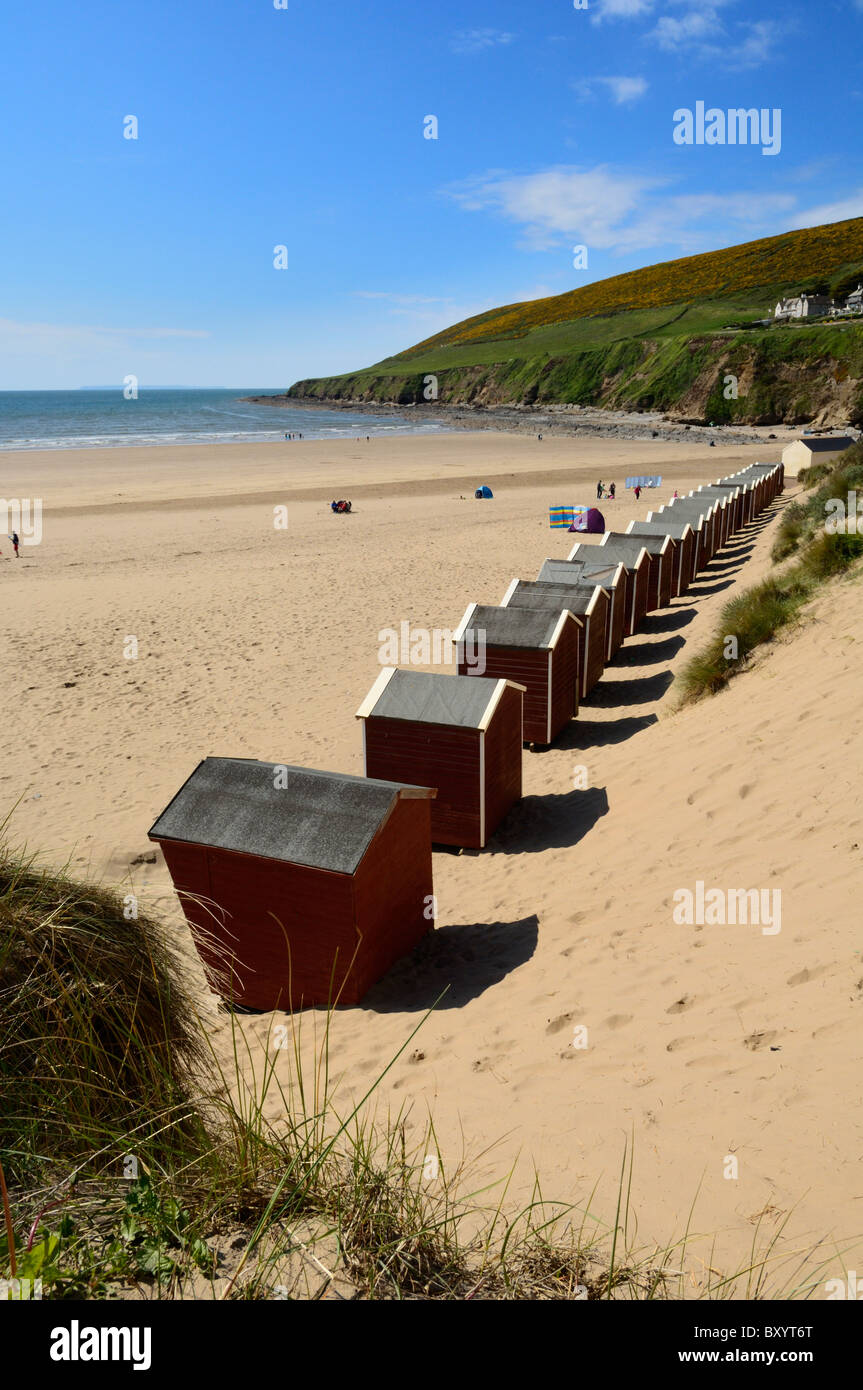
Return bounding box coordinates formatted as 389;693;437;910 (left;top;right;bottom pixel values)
330;499;352;513
596;481;682;504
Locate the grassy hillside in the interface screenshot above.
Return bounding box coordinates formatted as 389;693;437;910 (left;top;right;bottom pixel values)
392;216;863;357
287;218;863;425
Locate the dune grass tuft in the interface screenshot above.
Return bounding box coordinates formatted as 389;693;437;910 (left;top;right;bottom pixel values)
1;843;852;1299
678;444;863;704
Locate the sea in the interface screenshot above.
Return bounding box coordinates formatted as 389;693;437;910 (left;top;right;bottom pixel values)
0;389;451;451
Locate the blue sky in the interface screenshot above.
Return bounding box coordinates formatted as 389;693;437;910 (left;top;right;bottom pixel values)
1;0;861;388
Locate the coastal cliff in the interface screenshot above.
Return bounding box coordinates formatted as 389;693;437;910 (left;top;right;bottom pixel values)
281;217;863;428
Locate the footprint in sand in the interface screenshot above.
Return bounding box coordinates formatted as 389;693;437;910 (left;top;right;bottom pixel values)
787;965;828;987
546;1011;578;1035
743;1030;778;1051
810;1020;845;1040
666;1035;697;1052
666;995;695;1015
604;1014;632;1031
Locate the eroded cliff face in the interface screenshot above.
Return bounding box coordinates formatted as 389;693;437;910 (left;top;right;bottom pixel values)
287;327;863;428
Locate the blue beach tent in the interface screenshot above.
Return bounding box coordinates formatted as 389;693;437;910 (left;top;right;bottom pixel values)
475;485;494;499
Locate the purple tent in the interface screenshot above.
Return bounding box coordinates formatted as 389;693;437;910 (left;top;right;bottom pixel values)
569;507;605;534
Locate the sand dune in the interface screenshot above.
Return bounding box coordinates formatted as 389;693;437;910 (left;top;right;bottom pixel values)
2;430;857;1293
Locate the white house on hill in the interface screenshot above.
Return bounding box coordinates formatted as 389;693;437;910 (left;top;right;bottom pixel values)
774;292;835;321
845;284;863;315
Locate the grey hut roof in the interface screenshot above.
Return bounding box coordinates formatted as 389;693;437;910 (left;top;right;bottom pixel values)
503;578;602;617
628;519;693;541
601;531;669;557
593;536;655;562
454;602;573;650
356;667;516;730
538;557;622;588
148;757;433;876
661;501;713;522
794;438;855;452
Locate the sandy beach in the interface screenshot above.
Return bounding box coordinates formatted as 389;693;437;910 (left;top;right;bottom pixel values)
3;429;860;1291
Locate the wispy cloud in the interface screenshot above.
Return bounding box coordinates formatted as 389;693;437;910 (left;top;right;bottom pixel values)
591;0;656;22
590;0;781;68
788;191;863;230
648;2;782;68
0;318;208;348
450;29;516;55
445;164;797;255
576;75;649;104
353;292;449;306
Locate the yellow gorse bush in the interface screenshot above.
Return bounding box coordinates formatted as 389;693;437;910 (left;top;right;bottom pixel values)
400;217;863;357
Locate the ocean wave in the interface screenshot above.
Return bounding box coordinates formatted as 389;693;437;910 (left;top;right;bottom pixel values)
0;421;452;450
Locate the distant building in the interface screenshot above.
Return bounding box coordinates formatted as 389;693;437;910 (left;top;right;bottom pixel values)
845;284;863;315
782;437;856;472
774;293;835;321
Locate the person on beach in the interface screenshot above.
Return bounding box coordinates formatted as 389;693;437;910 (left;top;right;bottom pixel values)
596;480;604;500
10;531;19;558
608;483;616;501
634;484;641;501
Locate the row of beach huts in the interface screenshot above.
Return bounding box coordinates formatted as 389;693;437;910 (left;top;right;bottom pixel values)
148;461;784;1011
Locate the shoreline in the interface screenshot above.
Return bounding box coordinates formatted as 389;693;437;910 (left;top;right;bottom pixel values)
0;430;781;513
242;392;820;448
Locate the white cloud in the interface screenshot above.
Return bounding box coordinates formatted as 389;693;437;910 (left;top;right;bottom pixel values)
652;9;716;48
650;4;781;68
447;166;667;251
0;318;208;353
576;75;649;104
591;0;656;22
353;292;449;306
787;191;863;230
450;28;516;55
445;164;798;256
589;0;780;67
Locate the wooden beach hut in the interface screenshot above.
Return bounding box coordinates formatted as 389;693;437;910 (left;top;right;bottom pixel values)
601;530;673;610
598;532;671;613
782;437;852;474
626;520;695;597
537;557;627;659
148;758;436;1010
567;539;651;634
690;488;734;547
501;577;609;700
657;500;718;566
698;484;749;538
356;667;524;849
453;602;581;746
723;463;783;512
746;461;784;500
710;477;755;527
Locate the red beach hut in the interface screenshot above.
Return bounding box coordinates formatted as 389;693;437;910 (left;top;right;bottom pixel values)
148;758;436;1010
356;667;524;849
501;577;609;700
453;602;581;746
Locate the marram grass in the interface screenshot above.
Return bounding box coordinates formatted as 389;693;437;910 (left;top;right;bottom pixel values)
0;843;852;1299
